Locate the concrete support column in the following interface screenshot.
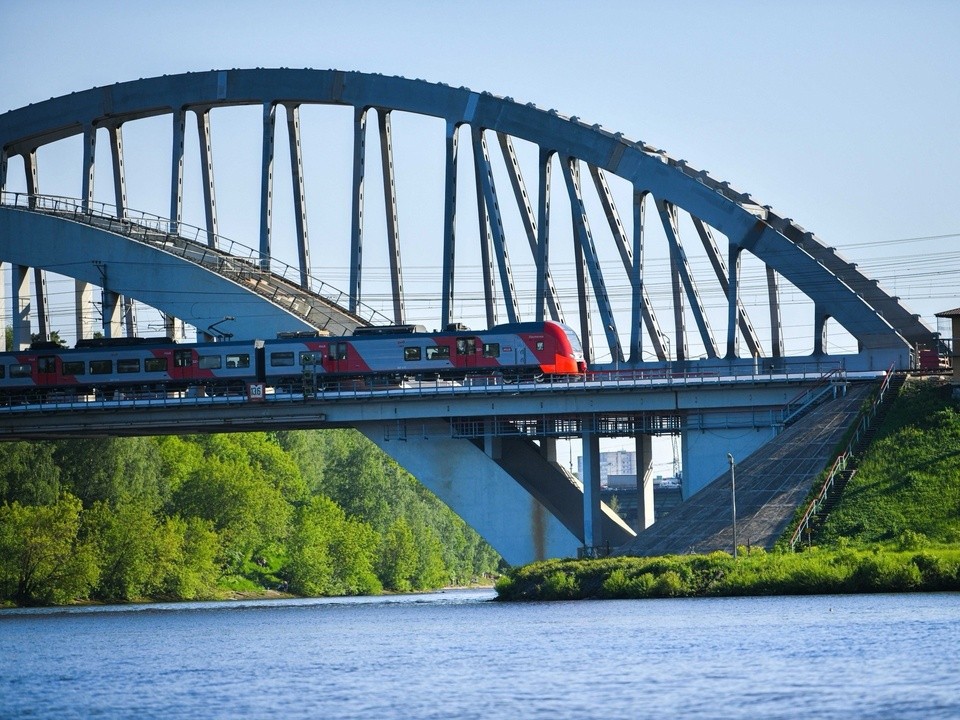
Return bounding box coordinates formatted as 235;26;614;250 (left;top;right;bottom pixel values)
101;289;122;338
581;418;602;549
75;280;94;341
635;434;655;531
12;264;31;350
163;313;186;341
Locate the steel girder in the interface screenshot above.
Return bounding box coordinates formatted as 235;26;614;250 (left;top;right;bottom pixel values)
0;68;933;366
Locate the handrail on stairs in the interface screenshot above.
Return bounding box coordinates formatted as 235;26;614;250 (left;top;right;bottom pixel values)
788;363;897;549
0;191;392;328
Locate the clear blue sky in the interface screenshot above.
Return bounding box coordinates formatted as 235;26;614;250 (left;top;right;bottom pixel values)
2;0;959;333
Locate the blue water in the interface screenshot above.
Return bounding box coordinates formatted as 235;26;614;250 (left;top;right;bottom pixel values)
1;590;958;719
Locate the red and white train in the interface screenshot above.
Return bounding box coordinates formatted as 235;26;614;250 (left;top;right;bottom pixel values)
0;321;586;402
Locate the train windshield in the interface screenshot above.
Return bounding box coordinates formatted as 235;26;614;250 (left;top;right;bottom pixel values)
556;324;584;355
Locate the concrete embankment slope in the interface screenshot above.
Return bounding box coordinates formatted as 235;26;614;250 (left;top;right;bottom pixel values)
615;380;876;557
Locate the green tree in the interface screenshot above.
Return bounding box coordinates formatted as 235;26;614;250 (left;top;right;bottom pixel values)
0;494;99;605
0;441;61;506
84;499;163;601
285;495;381;596
154;515;221;599
377;517;418;591
171;455;290;570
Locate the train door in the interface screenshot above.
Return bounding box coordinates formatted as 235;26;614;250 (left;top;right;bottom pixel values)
36;356;58;388
328;341;348;376
456;337;478;372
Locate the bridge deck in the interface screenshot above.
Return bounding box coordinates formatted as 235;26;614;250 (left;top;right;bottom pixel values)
615;380;875;556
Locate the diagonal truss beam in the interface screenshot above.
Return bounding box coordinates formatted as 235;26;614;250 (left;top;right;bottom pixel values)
561;157;622;363
657;199;718;359
497;132;563;323
377;109;405;324
587;165;667;361
691;217;762;358
472;127;520;325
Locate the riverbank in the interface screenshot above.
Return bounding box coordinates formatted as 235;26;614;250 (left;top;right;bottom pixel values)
494;545;960;600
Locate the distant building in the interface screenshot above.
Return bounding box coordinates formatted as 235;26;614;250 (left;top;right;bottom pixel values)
577;450;636;486
934;307;960;384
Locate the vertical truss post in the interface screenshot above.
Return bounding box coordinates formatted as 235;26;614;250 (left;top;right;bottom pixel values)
34;268;50;341
0;147;7;191
377;109;405;324
349;107;367;313
21;151;48;342
693;218;761;358
0;264;5;351
630;188;644;362
169;110;186;235
196;109;219;248
657;199;718;359
259;102;276;265
561;157;621;363
498;133;563;322
441;120;459;327
472;127;519;324
767;267;784;358
12;265;31;350
107;124;127;218
23;149;38;209
726;243;741;358
81;125;96;211
286;103;311;289
470;129;497;328
536;148;554;323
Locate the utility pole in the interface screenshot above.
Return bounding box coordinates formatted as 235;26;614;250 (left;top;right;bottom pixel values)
727;453;738;558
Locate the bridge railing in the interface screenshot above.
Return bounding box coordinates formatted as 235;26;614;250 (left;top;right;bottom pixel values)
0;191;391;327
0;360;866;415
788;362;897;549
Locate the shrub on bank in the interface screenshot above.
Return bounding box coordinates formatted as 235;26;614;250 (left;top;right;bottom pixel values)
495;546;960;601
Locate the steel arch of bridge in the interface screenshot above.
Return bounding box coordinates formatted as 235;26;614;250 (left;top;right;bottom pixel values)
0;68;932;368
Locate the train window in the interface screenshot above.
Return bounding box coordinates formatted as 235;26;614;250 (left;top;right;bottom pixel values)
271;352;295;367
426;346;450;360
404;347;421;361
300;351;323;365
10;364;31;378
144;358;167;372
456;338;476;355
226;353;250;369
536;341;545;351
483;343;501;358
38;356;56;374
0;365;5;379
90;360;112;375
118;359;141;373
174;350;193;368
62;361;84;375
198;355;222;370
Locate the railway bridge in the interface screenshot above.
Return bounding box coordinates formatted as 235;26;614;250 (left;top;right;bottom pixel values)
0;69;935;564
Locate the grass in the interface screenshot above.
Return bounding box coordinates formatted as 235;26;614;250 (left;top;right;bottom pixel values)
496;377;960;601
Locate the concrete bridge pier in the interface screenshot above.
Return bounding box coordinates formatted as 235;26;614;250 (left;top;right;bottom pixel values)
680;411;778;498
357;419;635;565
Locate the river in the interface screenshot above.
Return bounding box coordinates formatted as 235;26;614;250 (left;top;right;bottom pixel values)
1;589;958;719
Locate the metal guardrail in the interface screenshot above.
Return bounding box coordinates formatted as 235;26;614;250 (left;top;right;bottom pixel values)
778;368;847;427
0;363;869;415
788;362;897;549
0;191;391;328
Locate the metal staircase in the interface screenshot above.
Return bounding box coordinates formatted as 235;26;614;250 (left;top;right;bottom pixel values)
1;192;391;337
